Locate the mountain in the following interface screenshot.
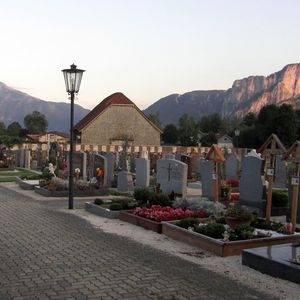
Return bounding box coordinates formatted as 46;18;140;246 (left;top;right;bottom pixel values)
144;63;300;125
0;82;90;132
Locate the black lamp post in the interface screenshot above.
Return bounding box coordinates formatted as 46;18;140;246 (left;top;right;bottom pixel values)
234;129;240;148
62;64;85;209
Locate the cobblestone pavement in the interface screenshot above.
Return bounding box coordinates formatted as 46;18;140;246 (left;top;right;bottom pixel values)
0;185;276;300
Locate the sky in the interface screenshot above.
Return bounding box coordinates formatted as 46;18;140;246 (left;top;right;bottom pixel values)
1;0;300;110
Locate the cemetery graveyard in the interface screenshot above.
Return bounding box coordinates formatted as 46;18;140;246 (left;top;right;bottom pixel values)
9;135;300;283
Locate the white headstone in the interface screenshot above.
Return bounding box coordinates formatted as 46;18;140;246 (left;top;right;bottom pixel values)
136;158;150;187
117;171;134;192
156;158;187;197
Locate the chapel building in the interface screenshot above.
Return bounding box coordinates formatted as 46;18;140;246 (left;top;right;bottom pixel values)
74;92;162;146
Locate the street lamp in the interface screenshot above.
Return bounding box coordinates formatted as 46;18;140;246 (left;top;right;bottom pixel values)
62;64;85;209
234;129;240;148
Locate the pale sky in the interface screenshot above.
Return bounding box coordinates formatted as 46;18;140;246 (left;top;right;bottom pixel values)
0;0;299;110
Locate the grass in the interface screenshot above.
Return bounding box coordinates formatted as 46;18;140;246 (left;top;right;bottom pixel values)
0;169;41;182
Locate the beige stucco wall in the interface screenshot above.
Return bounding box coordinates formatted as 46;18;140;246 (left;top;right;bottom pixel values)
80;105;161;145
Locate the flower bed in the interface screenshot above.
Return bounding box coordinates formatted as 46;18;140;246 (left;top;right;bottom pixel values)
85;198;136;219
119;205;208;233
162;220;300;256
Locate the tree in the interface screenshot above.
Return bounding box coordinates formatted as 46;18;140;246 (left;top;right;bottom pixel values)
200;132;217;147
178;114;199;146
162;124;178;145
242;112;257;127
0;122;6;135
147;112;161;128
24;111;48;134
6;122;22;137
199;113;222;133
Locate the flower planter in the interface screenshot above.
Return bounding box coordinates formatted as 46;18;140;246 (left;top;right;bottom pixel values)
225;217;251;228
85;202;127;219
162;221;300;257
34;186;109;197
16;177;40;190
119;211;162;233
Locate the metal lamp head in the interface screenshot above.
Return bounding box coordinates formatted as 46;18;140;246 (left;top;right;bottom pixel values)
234;129;240;137
62;64;85;94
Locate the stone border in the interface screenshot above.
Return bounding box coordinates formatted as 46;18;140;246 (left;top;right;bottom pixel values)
34;186;109;197
119;211;162;233
16;177;39;190
85;202;122;219
162;221;300;257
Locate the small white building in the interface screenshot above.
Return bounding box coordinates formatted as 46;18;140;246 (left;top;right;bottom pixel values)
217;134;233;148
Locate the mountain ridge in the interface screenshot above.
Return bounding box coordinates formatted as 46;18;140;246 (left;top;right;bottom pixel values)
0;82;90;133
144;63;300;125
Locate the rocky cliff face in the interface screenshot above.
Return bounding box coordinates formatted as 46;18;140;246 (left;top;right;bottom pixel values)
145;63;300;124
223;63;300;117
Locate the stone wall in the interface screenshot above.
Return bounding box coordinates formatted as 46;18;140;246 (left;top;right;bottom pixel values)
80;105;161;145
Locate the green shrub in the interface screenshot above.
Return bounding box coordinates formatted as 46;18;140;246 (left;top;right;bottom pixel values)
42;167;54;181
229;224;255;241
109;203;123;211
94;198;104;205
195;223;225;239
225;207;253;221
176;217;199;229
272;190;288;207
152;193;170;206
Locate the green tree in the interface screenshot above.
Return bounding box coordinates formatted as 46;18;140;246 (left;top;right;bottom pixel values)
200;132;217;147
178;114;199;146
24;111;48;134
162;124;178;145
199;113;222;133
0;122;6;135
6;122;22;137
242;112;257;127
147;112;161;128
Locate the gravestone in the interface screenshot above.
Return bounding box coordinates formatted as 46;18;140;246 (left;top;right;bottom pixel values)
156;158;187;197
175;153;182;161
105;152;115;187
20;149;25;168
225;153;239;180
136;157;150;187
117;171;134;192
200;160;215;200
274;155;287;188
92;153;107;186
163;154;175;160
14;150;20;167
24;149;31;169
239;153;265;216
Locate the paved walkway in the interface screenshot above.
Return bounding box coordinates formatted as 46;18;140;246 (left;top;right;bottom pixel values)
0;185;276;300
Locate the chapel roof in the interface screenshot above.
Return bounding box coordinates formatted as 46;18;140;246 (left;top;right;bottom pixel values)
74;92;162;133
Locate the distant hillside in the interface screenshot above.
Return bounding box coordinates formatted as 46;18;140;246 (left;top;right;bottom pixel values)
0;82;90;132
144;63;300;125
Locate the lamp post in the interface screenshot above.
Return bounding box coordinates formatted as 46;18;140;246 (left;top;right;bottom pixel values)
234;129;240;149
62;64;85;209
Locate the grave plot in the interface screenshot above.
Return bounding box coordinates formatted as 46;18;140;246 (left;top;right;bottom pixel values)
242;243;300;284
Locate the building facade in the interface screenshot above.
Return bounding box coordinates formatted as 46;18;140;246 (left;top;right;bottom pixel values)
74;93;162;146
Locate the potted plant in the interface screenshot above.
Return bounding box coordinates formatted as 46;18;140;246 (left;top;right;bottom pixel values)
225;207;253;228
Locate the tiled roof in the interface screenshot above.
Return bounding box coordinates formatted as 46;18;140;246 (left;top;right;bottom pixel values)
74;92;162;133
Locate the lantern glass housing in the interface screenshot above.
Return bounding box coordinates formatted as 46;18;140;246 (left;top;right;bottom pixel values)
62;64;85;94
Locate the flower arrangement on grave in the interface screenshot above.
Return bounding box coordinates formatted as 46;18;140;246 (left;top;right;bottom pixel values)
225;179;240;188
220;180;231;199
132;205;208;222
225;207;253;228
229;193;240;202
